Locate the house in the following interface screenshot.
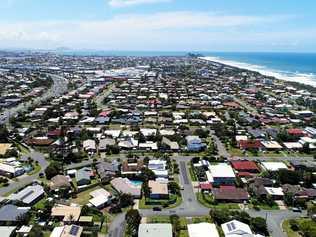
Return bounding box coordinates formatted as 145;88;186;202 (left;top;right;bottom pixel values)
0;143;12;156
0;226;17;237
261;162;288;172
231;161;260;174
76;168;91;186
110;177;141;198
0;205;30;223
264;187;284;200
138;224;172;237
212;186;249;203
50;175;71;190
260;141;283;150
188;223;219;237
99;138;116;152
96;161;118;182
89;188;112;209
305;127;316;138
221;220;260;237
0;163;25;177
139;141;158;151
161;137;180;151
238;140;262;151
248;177;275;198
287;128;305;137
121;158;144;175
83;139;96;153
208;163;236;186
282;184;316;201
51;205;81;222
148;160;168;178
148;180;169;199
186;136;206;152
16;225;33;236
9;184;44;205
50;225;83;237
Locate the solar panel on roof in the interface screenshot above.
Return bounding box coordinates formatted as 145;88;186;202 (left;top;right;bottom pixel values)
69;225;80;235
227;222;236;232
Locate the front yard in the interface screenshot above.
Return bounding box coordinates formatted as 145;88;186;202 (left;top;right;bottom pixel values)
196;192;240;209
138;194;182;209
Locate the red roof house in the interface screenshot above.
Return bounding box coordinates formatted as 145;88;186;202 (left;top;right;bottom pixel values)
231;161;260;173
238;140;262;150
287;128;305;137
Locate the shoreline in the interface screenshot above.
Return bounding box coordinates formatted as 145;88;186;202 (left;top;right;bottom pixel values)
200;56;316;88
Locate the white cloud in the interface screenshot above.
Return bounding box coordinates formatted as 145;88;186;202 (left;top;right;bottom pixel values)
108;0;172;7
0;11;305;51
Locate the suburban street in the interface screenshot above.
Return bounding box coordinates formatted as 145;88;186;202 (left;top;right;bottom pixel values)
0;73;68;125
106;154;302;237
0;151;48;196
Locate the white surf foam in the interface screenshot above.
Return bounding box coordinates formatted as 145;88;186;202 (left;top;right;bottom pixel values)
201;56;316;87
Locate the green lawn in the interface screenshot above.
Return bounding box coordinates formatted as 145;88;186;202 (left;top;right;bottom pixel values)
191;216;213;223
188;166;197;182
138;194;182;209
70;185;103;205
196;192;240;209
27;164;41;175
282;220;300;237
148;216;171;223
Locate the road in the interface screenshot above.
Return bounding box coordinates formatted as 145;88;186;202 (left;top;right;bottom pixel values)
106;155;304;237
0;151;49;196
0;73;68;125
0;73;68;195
247;209;305;237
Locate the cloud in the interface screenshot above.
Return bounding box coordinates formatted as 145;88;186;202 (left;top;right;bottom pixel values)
108;0;172;7
0;11;306;51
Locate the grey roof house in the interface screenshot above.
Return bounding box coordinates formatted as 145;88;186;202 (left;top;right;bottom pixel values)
0;205;30;223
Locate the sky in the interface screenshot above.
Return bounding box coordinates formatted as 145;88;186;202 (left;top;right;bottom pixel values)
1;0;316;52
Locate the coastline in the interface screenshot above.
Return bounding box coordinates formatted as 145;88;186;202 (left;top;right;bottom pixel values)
200;56;316;88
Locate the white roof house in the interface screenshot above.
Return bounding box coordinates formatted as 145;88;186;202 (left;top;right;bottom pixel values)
283;142;303;149
138;224;172;237
188;223;219;237
265;187;284;196
10;184;44;205
209;163;236;179
89;188;111;208
0;226;17;237
221;220;252;237
261;141;283;149
104;130;121;138
261;162;288;171
140;128;157;137
83;139;96;151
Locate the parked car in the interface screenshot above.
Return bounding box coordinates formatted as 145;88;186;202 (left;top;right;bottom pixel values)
153;207;162;211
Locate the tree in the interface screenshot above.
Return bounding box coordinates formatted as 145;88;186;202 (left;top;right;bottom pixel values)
170;214;180;235
44;162;62;179
168;181;180;195
119;193;134;208
125;209;141;237
142;181;150;198
209;208;230;224
28;225;44;237
278;169;302;185
250;217;268;235
0;125;8;142
140;167;156;181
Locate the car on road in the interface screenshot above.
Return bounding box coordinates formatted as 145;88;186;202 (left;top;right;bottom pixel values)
153;207;162;211
292;207;302;212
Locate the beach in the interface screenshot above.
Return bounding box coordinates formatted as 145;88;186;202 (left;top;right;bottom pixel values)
201;56;316;87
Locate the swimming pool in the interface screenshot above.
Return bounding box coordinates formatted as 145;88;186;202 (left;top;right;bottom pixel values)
129;180;143;187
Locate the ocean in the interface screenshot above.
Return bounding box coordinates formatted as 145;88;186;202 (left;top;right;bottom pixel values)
60;50;316;87
202;52;316;87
